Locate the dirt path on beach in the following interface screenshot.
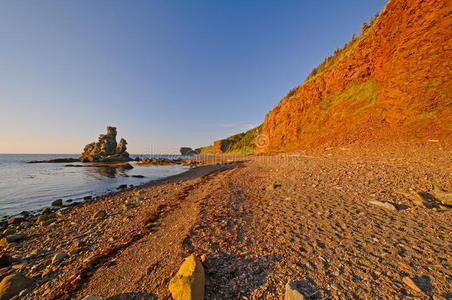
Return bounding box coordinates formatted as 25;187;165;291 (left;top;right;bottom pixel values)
3;143;451;299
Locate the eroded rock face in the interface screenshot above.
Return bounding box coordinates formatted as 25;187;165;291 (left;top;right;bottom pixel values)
80;127;130;162
259;0;452;152
213;140;232;154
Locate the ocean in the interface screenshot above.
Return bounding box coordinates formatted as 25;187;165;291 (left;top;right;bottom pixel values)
0;154;189;218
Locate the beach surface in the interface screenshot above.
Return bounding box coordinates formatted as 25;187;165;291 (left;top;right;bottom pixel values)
1;142;451;299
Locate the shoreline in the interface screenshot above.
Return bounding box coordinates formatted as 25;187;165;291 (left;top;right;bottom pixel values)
0;160;193;220
0;143;451;299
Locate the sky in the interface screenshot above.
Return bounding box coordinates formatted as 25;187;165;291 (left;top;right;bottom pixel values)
0;0;387;154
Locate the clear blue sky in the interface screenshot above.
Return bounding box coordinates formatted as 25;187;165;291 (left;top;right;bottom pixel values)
0;0;386;154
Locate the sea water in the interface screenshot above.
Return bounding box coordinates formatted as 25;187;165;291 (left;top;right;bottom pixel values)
0;154;188;217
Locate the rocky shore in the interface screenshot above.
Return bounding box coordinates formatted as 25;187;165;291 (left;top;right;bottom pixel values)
1;142;451;299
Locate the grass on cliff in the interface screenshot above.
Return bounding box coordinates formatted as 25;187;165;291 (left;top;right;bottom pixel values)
199;145;214;155
410;79;452;137
200;125;263;155
224;125;262;154
306;12;380;82
278;11;381;107
320;79;378;112
277;79;380;149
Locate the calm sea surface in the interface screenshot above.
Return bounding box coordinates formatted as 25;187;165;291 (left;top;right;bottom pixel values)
0;154;189;217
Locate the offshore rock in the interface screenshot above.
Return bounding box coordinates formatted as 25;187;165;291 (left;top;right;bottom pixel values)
180;147;201;156
80;126;130;162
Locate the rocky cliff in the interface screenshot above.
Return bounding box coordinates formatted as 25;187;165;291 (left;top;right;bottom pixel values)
258;0;451;152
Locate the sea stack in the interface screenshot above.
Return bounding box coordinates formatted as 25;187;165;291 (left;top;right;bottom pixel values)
79;126;130;162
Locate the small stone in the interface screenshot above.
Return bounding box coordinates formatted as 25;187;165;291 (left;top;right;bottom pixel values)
68;248;79;256
117;184;127;190
368;200;396;211
6;233;27;243
36;214;54;226
402;276;422;293
2;228;16;236
41;208;52;215
0;273;33;300
11;263;26;270
51;199;63;206
285;280;305;300
92;210;106;220
7;218;24;225
169;254;205;300
123;203;136;211
265;184;278;191
51;252;67;265
81;296;101;300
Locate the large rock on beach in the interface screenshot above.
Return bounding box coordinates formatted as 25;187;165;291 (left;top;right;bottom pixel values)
284;281;305;300
0;254;12;268
169;254;205;300
0;273;33;300
0;233;27;248
80;126;130;162
51;252;67;265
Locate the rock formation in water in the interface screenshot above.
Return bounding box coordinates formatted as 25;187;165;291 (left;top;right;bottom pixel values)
179;147;201;156
79;126;130;162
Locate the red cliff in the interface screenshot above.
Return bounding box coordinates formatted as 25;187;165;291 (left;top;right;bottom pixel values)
259;0;451;152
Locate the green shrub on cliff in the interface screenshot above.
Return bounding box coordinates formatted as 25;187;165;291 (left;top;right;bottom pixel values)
199;145;214;155
224;125;263;154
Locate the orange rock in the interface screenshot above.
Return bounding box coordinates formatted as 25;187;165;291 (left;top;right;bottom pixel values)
258;0;451;153
402;276;422;293
168;255;205;300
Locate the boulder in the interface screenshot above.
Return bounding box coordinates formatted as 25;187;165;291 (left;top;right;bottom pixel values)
284;281;305;300
36;214;54;225
180;147;201;156
41;208;52;215
0;273;33;300
180;147;194;156
0;254;12;268
79;126;130;162
431;186;452;206
92;210;106;220
402;276;422;293
169;254;205;300
51;252;67;265
116;138;127;154
51;199;63;206
0;234;27;249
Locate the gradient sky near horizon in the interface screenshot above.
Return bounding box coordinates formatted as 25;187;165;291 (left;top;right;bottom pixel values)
0;1;386;154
